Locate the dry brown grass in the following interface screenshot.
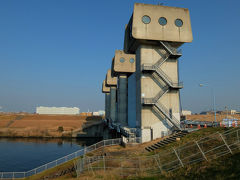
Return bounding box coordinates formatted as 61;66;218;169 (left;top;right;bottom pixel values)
0;113;102;137
186;114;240;122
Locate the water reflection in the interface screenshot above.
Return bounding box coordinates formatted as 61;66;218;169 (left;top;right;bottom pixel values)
0;137;102;172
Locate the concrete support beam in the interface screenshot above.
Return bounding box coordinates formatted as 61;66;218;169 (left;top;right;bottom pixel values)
110;86;117;123
117;75;128;126
102;80;111;120
105;93;110;120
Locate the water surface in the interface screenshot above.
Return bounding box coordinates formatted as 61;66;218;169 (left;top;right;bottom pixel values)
0;138;100;172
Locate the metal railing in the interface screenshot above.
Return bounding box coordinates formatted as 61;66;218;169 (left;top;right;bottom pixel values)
0;138;123;179
155;67;183;88
159;41;182;57
142;85;169;104
154;52;170;68
154;102;181;130
75;128;240;178
142;64;183;88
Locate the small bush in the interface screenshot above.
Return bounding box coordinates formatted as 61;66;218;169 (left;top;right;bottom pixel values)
58;126;64;132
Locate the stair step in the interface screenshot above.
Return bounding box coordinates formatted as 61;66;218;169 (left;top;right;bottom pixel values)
145;147;151;152
154;143;162;148
156;142;165;146
168;137;177;140
152;144;160;149
160;140;170;144
163;139;175;143
148;146;155;151
145;131;189;151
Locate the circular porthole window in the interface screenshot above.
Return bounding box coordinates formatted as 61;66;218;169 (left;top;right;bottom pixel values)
129;58;135;63
142;15;151;24
158;17;167;26
175;19;183;27
120;57;125;63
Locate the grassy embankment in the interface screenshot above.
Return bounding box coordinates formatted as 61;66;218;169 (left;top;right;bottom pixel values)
27;127;240;180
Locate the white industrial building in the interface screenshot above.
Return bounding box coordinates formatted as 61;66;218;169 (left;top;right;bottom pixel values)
36;106;80;115
182;110;192;116
93;110;105;116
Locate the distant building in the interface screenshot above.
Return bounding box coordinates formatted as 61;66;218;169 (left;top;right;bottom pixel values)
182;110;192;116
93;111;105;116
230;110;237;115
98;110;105;116
217;110;237;115
200;111;214;115
36;106;80;115
93;112;99;116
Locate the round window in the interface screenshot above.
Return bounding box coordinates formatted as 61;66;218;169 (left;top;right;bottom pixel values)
158;17;167;26
142;15;151;24
175;19;183;27
120;57;125;63
129;58;135;63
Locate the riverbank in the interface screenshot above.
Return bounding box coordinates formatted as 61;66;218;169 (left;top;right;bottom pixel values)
25;127;240;180
0;113;102;138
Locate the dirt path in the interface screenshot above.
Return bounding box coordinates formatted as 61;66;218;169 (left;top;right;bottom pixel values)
5;115;23;127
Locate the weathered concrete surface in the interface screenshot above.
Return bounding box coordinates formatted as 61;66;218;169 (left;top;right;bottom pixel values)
117;75;128;126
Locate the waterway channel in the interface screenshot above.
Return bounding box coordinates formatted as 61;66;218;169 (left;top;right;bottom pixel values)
0;137;101;172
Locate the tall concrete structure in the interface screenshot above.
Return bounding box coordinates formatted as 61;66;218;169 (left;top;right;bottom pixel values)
101;3;193;142
111;50;136;126
124;3;193;142
105;69;118;124
102;80;110;120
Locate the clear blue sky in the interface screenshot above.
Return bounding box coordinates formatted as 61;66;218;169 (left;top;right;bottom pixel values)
0;0;239;113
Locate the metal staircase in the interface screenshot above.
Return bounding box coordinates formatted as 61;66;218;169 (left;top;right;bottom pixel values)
159;41;182;58
142;85;169;105
142;64;183;89
154;102;181;129
154;51;170;67
141;41;183;131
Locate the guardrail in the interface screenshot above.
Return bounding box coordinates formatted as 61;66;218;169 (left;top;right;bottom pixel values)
75;128;240;177
0;138;123;179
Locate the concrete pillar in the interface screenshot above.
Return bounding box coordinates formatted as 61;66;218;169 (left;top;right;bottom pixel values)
117;75;128;126
105;93;110;120
110;86;117;123
136;44;181;138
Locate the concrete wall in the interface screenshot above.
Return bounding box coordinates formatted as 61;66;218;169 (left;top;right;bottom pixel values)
36;107;80;115
110;87;117;123
128;73;137;128
132;3;193;42
117;75;128;126
105;93;110;119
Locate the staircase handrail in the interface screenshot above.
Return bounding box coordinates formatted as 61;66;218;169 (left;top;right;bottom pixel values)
142;85;169;104
142;64;183;88
155;102;181;130
154;52;170;68
159;41;182;56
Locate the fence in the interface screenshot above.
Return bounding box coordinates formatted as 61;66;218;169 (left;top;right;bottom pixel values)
0;138;125;179
75;128;240;178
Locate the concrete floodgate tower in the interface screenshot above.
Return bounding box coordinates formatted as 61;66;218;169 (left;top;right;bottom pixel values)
111;50;136;127
105;69;118;125
124;3;193;142
102;80;110;122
